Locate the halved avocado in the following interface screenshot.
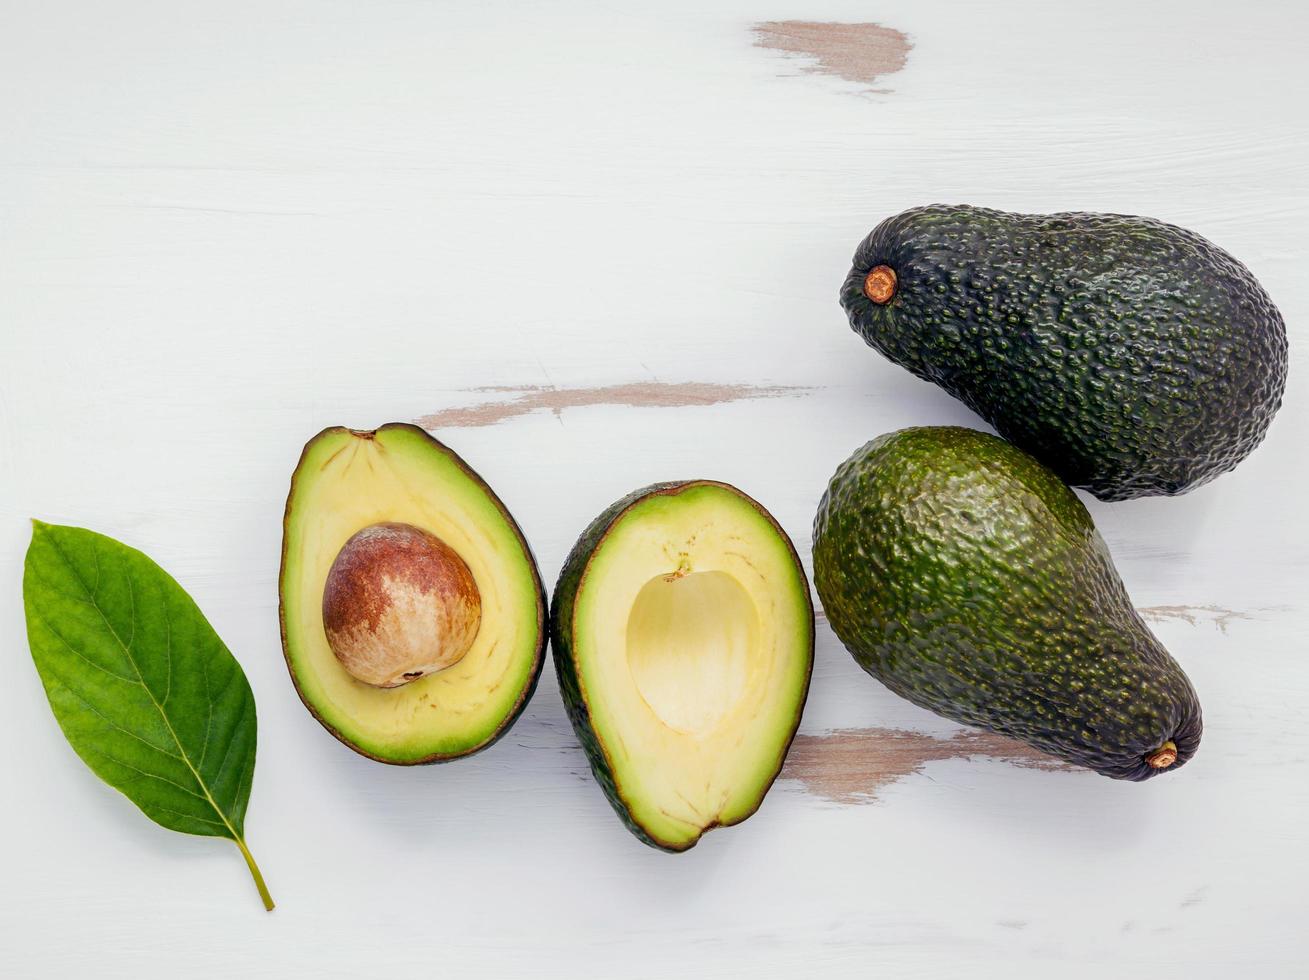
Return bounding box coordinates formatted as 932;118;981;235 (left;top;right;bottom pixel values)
279;423;546;764
552;481;814;851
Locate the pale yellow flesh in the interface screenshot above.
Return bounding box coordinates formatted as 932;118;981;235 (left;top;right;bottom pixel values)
281;427;540;761
576;486;811;846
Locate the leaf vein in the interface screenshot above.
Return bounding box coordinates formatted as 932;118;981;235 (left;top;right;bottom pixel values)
147;805;228;830
124;568;138;660
88;747;209;803
160;591;173;706
31;607;142;686
209;695;252;791
49;673;184;762
198;650;213;770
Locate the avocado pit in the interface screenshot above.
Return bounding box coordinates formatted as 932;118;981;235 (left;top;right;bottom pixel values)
322;522;481;688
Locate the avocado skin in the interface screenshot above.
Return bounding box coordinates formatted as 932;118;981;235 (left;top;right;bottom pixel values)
551;485;671;850
552;481;813;852
812;426;1201;780
841;205;1288;501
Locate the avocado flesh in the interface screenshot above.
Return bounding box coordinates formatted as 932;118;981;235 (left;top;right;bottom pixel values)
840;204;1288;500
280;424;546;764
553;482;814;851
813;426;1202;780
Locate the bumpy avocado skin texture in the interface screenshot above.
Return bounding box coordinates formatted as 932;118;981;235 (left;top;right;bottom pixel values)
813;427;1201;780
841;205;1288;501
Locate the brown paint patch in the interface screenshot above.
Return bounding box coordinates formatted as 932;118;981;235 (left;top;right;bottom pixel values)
781;727;1074;805
416;382;805;429
753;22;912;90
1137;604;1253;634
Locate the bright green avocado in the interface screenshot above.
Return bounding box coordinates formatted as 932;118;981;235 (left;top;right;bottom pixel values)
552;482;814;851
279;423;546;764
813;426;1202;780
841;205;1288;501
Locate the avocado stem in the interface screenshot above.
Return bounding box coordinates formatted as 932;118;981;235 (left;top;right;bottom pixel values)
1145;740;1178;770
863;265;897;304
235;836;275;911
664;555;693;582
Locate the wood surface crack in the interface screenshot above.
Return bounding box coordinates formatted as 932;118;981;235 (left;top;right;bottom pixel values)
781;727;1074;805
417;382;807;429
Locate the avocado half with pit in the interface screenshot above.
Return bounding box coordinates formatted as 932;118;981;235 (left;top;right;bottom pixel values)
279;423;546;763
552;481;814;851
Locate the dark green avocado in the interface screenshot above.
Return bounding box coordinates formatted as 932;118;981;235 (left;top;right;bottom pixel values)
840;204;1288;501
812;426;1201;780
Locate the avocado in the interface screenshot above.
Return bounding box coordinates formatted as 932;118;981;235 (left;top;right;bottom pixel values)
279;423;546;764
840;205;1288;501
813;426;1201;780
552;482;814;850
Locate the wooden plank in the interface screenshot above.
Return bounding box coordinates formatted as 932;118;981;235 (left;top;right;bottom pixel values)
1;1;1305;976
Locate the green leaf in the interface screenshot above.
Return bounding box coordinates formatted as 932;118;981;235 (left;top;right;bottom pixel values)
22;521;274;910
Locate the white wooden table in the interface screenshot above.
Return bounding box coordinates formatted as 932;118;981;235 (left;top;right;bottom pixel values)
3;2;1306;976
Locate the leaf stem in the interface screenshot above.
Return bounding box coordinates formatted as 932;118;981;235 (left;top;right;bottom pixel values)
234;837;275;911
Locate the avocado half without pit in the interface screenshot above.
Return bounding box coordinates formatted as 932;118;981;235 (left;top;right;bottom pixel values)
279;423;547;763
552;481;814;851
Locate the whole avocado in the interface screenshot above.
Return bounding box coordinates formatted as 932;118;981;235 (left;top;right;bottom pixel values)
840;205;1288;501
812;426;1201;780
